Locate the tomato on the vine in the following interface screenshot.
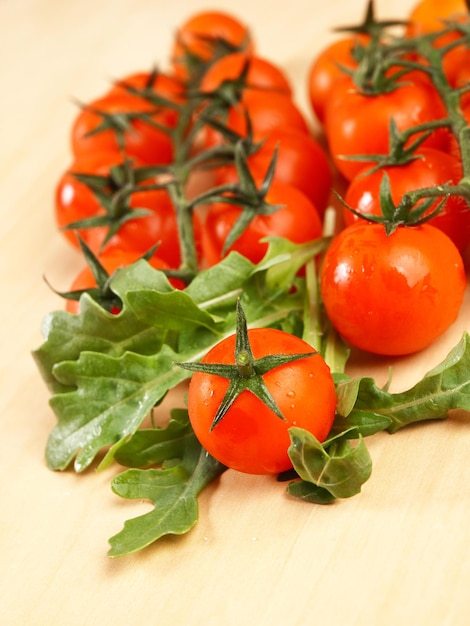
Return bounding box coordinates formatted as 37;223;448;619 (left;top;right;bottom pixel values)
185;325;337;474
55;150;129;249
200;180;323;266
405;0;467;37
203;89;309;149
107;69;185;102
199;51;292;96
307;34;370;125
55;152;192;268
70;92;175;165
320;221;467;356
343;148;470;255
214;126;332;217
171;10;254;83
324;74;451;181
65;249;184;315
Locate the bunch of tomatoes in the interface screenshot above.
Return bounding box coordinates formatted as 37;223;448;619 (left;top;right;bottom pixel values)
50;0;470;474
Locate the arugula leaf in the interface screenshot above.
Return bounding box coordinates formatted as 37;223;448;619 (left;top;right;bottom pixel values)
350;332;470;433
287;428;373;499
108;426;226;557
47;345;190;472
32;294;166;394
114;408;194;468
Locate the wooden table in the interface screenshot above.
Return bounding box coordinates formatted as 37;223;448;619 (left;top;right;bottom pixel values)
2;1;469;624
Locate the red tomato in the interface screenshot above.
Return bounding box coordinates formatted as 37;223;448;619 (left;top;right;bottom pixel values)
405;0;467;37
55;152;186;267
70;93;175;165
65;249;184;315
187;328;337;474
107;69;185;102
199;51;292;96
324;74;451;181
55;150;130;249
203;89;310;149
214;126;332;216
201;181;323;266
307;34;370;125
171;10;254;83
320;221;466;356
343;148;470;254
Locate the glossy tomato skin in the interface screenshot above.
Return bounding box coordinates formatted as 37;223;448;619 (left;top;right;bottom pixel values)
171;10;254;83
187;328;337;474
320;222;467;356
307;34;370;125
199;51;292;96
70;93;175;165
343;148;470;254
65;250;183;314
324;76;450;181
201;181;323;266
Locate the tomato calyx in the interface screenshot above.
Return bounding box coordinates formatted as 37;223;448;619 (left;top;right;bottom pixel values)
47;237;123;312
177;299;317;430
63;156;169;249
75;97;173;146
175;33;251;88
339;170;450;235
333;0;407;38
205;142;286;254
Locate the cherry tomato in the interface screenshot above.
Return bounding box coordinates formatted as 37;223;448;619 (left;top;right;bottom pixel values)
324;74;451;181
307;34;370;125
405;0;467;37
199;51;292;96
70;92;175;165
55;152;186;267
55;150;130;249
214;126;332;216
203;89;310;149
343;148;470;254
405;1;469;88
201;180;323;266
107;69;185;102
187;328;337;474
320;221;467;356
171;10;254;83
65;249;184;314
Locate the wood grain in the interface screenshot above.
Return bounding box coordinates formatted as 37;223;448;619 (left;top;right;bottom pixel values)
1;1;469;625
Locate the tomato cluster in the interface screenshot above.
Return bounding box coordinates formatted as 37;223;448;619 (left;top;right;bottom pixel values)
54;9;331;311
307;0;469;356
49;2;470;475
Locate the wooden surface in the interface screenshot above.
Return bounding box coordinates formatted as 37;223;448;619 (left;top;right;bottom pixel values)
1;1;470;624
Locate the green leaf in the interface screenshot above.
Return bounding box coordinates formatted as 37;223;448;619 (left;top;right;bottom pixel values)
258;236;330;294
330;409;393;438
126;289;219;331
47;345;190;472
352;332;470;433
108;437;226;557
286;480;336;504
115;409;194;468
32;295;166;394
288;427;373;499
184;251;254;307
